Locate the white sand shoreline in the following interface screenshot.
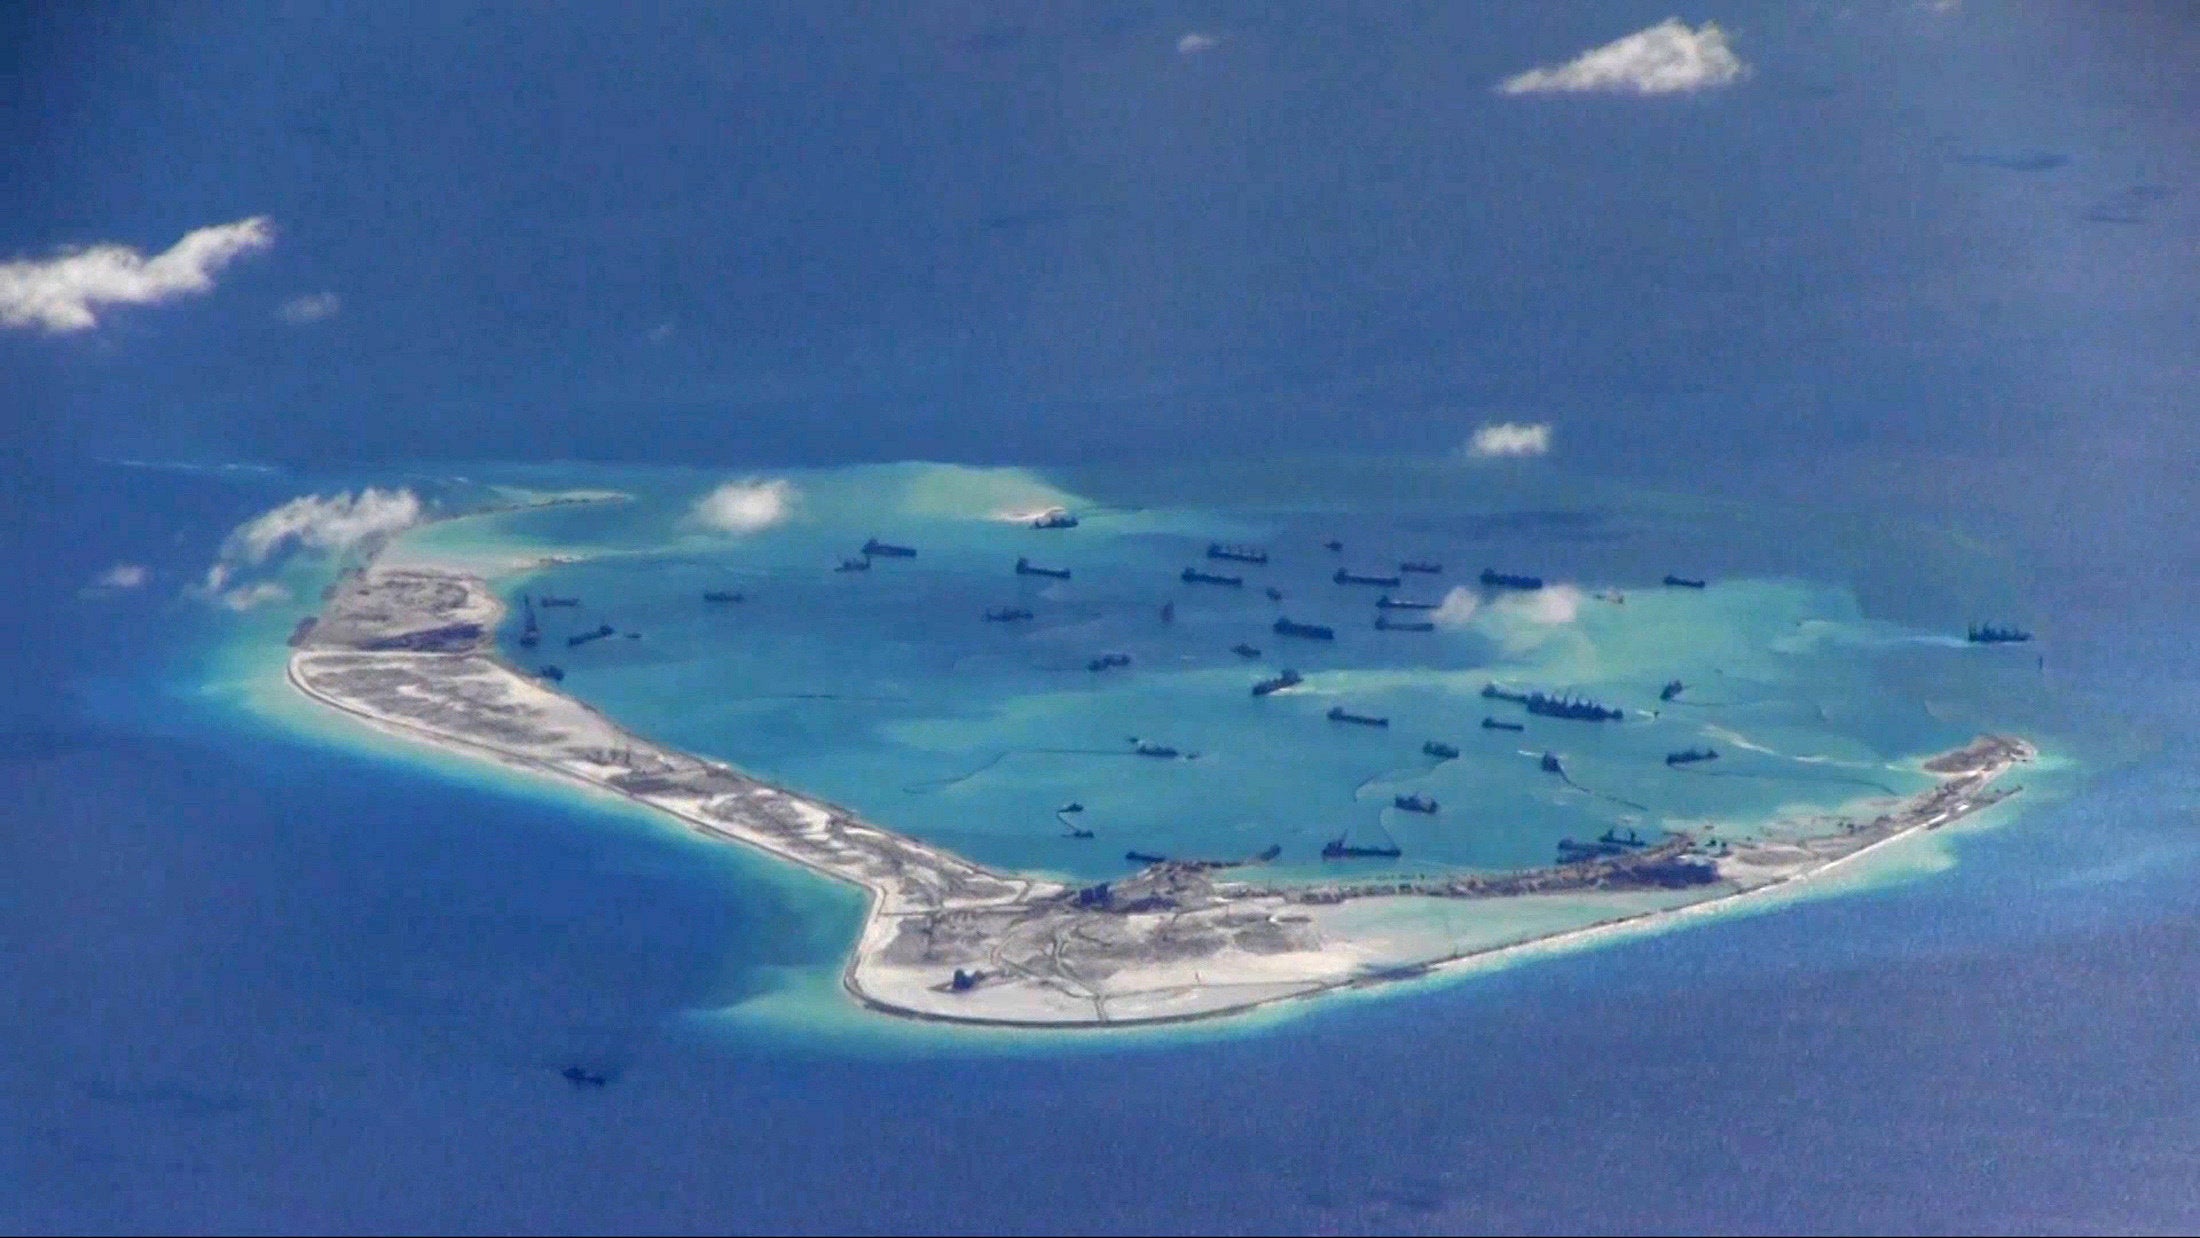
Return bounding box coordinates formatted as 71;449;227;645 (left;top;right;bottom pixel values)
283;564;2033;1029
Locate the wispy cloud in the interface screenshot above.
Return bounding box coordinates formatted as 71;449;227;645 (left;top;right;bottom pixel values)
1498;19;1747;96
1463;422;1553;459
1494;583;1584;625
1432;587;1482;628
278;291;340;324
691;478;798;534
1176;32;1221;55
97;563;149;590
0;217;274;332
198;488;424;608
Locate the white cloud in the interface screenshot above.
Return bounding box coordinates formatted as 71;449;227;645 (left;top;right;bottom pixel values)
1495;583;1585;625
218;581;292;611
691;478;798;534
0;216;274;332
1498;19;1747;96
222;488;423;567
1432;586;1482;628
1464;421;1553;459
1177;32;1221;55
93;563;149;590
278;291;340;324
196;488;423;610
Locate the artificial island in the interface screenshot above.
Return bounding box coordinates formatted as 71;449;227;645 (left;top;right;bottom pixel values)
286;556;2034;1028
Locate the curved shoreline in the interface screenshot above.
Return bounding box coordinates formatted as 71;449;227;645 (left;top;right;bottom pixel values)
284;564;2033;1029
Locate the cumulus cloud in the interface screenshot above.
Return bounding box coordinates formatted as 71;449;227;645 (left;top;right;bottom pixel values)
1496;583;1585;625
197;488;424;609
1177;32;1221;55
1464;421;1553;459
93;563;150;590
0;216;275;332
1432;586;1482;628
691;478;798;534
218;581;292;611
1498;19;1747;96
278;291;340;324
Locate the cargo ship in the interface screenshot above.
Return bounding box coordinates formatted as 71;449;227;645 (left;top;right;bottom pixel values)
1664;574;1707;589
518;595;540;648
1375;595;1438;610
1273;617;1335;641
1015;557;1071;580
984;607;1034;622
1480;569;1544;590
1125;850;1168;865
1252;668;1302;696
1400;561;1442;575
1207;543;1268;565
1665;747;1719;766
1327;706;1389;727
1967;623;2033;644
1480;717;1524;732
1231;643;1262;659
536;664;565;682
1264;586;1284;602
1031;510;1079;529
538;595;581;608
1482;682;1624;722
1660;679;1685;701
862;538;917;558
1374;615;1434;632
1181;567;1243;587
1423;740;1460;759
1322;539;1344;552
702;590;744;603
1393;793;1439;814
1160;601;1175;624
835;556;871;572
566;623;616;648
1322;834;1402;860
1087;652;1131;672
1334;568;1403;588
1132;741;1179;758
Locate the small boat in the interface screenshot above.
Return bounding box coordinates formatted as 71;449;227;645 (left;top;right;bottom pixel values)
1160;601;1175;624
1087;652;1131;672
1133;741;1180;758
1254;844;1283;862
1125;850;1168;865
1660;679;1685;701
1423;740;1460;759
1058;802;1085;814
1663;575;1707;589
1393;793;1439;814
1540;752;1564;774
1374;615;1434;632
1182;567;1243;587
1066;827;1095;839
562;1066;609;1088
1231;643;1263;659
537;665;565;682
538;595;581;608
702;590;745;602
1334;568;1403;588
1399;561;1442;575
1322;539;1344;553
1015;557;1071;580
1481;717;1524;732
1032;510;1079;529
1321;834;1401;859
1206;543;1268;565
1665;747;1719;766
984;607;1034;622
834;557;871;572
1264;586;1284;602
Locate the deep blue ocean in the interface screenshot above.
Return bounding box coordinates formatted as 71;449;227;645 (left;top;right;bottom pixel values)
6;2;2197;1231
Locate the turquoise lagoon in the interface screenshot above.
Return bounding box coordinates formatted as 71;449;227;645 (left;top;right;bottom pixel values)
368;458;2058;900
